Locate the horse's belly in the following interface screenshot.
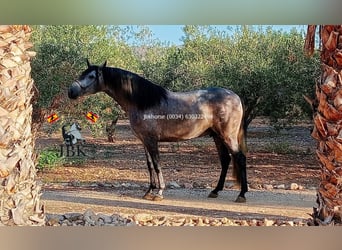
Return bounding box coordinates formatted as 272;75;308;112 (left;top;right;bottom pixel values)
159;120;212;141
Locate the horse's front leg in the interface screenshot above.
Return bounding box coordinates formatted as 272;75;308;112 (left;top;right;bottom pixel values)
143;140;165;201
143;147;157;200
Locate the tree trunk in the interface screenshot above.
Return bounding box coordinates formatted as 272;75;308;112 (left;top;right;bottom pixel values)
0;25;45;225
305;25;342;225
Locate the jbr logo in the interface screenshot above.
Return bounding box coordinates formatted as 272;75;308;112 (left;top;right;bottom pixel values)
59;144;87;157
59;122;95;158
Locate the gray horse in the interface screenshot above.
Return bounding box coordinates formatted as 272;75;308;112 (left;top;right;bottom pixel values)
68;60;248;202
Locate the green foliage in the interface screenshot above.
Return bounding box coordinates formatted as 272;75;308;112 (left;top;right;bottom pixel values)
214;26;319;127
37;149;64;171
31;25;141;135
37;147;88;171
31;25;319;134
138;25;319;129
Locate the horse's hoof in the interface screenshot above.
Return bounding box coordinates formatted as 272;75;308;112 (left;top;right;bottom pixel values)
153;194;164;201
208;191;218;198
143;193;154;201
235;196;246;203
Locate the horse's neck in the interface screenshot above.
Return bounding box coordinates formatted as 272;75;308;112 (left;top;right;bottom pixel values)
104;88;131;113
102;69;129;111
106;68;169;112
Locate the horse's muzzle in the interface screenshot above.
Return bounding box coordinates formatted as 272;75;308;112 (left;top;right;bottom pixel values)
68;82;81;99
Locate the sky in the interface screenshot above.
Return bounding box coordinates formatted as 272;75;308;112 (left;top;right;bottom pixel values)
145;25;306;45
148;25;185;45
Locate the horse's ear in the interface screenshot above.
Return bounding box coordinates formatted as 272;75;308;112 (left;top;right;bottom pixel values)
101;61;107;68
86;58;91;68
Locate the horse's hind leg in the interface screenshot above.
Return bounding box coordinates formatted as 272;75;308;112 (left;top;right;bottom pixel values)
208;135;231;198
232;151;248;203
217;130;248;202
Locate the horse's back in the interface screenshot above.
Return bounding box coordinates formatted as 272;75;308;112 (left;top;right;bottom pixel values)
181;87;243;119
167;87;241;107
201;87;241;106
129;86;243;142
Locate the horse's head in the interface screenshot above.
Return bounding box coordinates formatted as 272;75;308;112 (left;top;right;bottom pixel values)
68;59;106;99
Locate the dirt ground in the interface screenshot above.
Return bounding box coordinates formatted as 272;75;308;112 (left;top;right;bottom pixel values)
36;118;320;222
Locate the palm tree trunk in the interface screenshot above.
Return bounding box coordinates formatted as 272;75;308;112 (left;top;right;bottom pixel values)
0;25;45;225
305;25;342;225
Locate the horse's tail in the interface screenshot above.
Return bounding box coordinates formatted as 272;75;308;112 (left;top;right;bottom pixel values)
238;108;247;155
232;101;247;184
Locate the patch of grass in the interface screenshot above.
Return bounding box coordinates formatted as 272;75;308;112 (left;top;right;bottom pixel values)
37;147;89;171
37;148;65;171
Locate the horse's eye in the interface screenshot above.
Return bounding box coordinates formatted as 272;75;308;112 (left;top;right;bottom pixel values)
88;75;95;79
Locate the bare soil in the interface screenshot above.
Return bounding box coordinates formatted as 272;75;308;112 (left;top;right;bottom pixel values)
36;118;320;222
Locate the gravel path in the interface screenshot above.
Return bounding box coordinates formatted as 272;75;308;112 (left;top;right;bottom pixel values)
42;186;316;226
37;118;318;226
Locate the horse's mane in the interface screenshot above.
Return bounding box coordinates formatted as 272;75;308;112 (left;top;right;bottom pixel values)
103;67;168;110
